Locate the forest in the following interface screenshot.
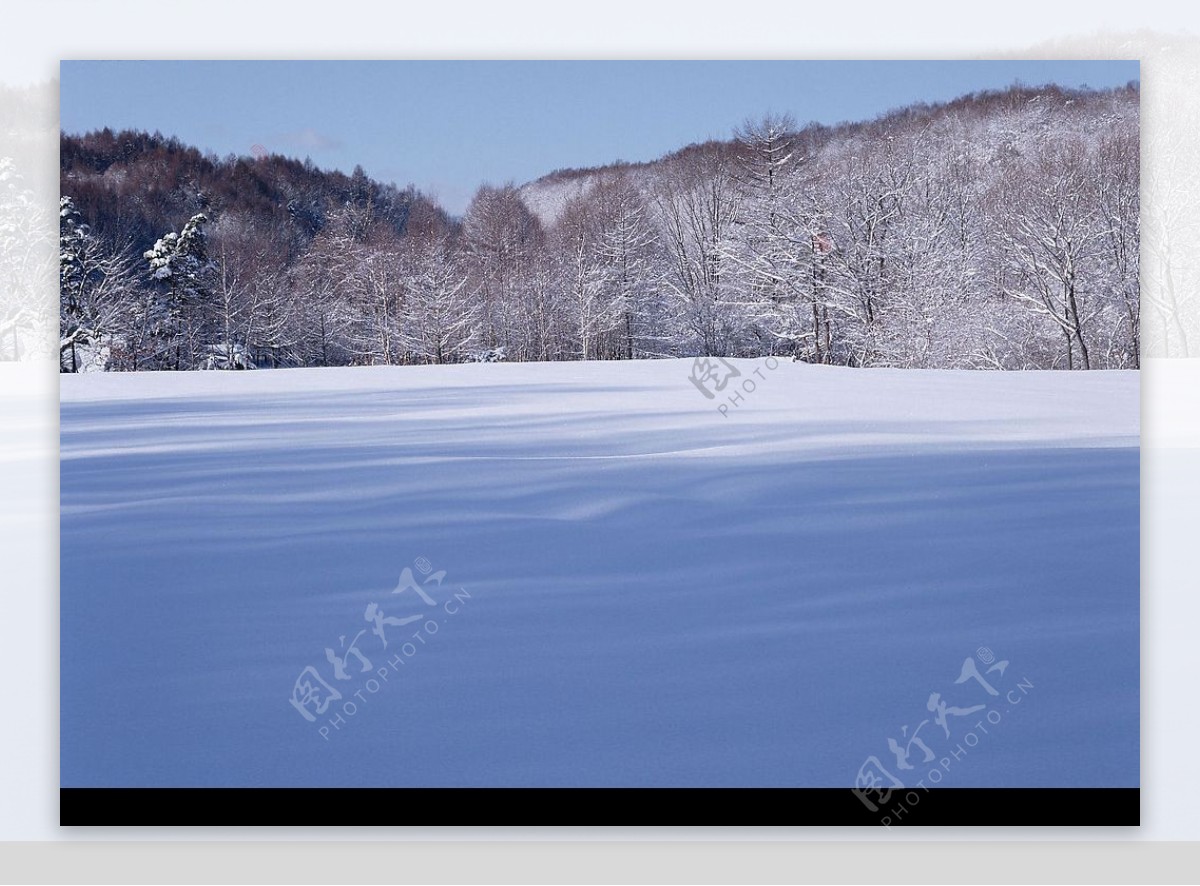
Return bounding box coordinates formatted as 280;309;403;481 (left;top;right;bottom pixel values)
58;81;1140;372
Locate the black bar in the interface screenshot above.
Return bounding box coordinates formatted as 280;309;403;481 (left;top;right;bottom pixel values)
60;788;1138;827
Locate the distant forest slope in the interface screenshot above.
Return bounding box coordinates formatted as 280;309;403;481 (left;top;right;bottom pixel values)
60;82;1139;372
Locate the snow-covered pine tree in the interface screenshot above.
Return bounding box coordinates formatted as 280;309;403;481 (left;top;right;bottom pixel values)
143;213;215;369
59;196;89;370
59;195;136;372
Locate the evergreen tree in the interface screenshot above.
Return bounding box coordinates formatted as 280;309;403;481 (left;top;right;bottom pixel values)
60;195;135;372
143;213;215;368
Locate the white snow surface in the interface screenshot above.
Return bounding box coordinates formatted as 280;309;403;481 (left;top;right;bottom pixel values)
60;359;1139;788
517;174;600;226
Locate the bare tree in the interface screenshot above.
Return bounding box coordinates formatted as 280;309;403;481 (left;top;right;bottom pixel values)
593;175;662;359
654;146;743;356
462;184;545;358
822;139;914;366
998;140;1105;370
399;232;477;364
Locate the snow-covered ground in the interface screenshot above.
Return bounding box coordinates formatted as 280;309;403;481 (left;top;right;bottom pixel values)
59;359;1139;788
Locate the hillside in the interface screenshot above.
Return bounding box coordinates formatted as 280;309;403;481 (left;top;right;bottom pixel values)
59;81;1139;373
515;83;1136;226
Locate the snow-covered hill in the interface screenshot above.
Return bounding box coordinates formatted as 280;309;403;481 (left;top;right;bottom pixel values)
517;171;604;227
60;360;1139;788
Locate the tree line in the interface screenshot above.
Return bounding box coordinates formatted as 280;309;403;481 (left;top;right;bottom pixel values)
59;81;1140;372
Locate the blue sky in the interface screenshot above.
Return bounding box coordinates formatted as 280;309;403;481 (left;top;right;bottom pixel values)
60;61;1139;215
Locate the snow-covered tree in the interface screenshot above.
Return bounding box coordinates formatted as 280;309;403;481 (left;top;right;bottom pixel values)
1090;126;1141;367
290;218;358;366
822;140;914;366
653;147;744;356
399;234;477;364
143;213;215;368
3;158;54;361
553;195;623;360
592;175;663;358
997;140;1104;370
462;184;545;358
59;195;136;372
724;113;822;359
